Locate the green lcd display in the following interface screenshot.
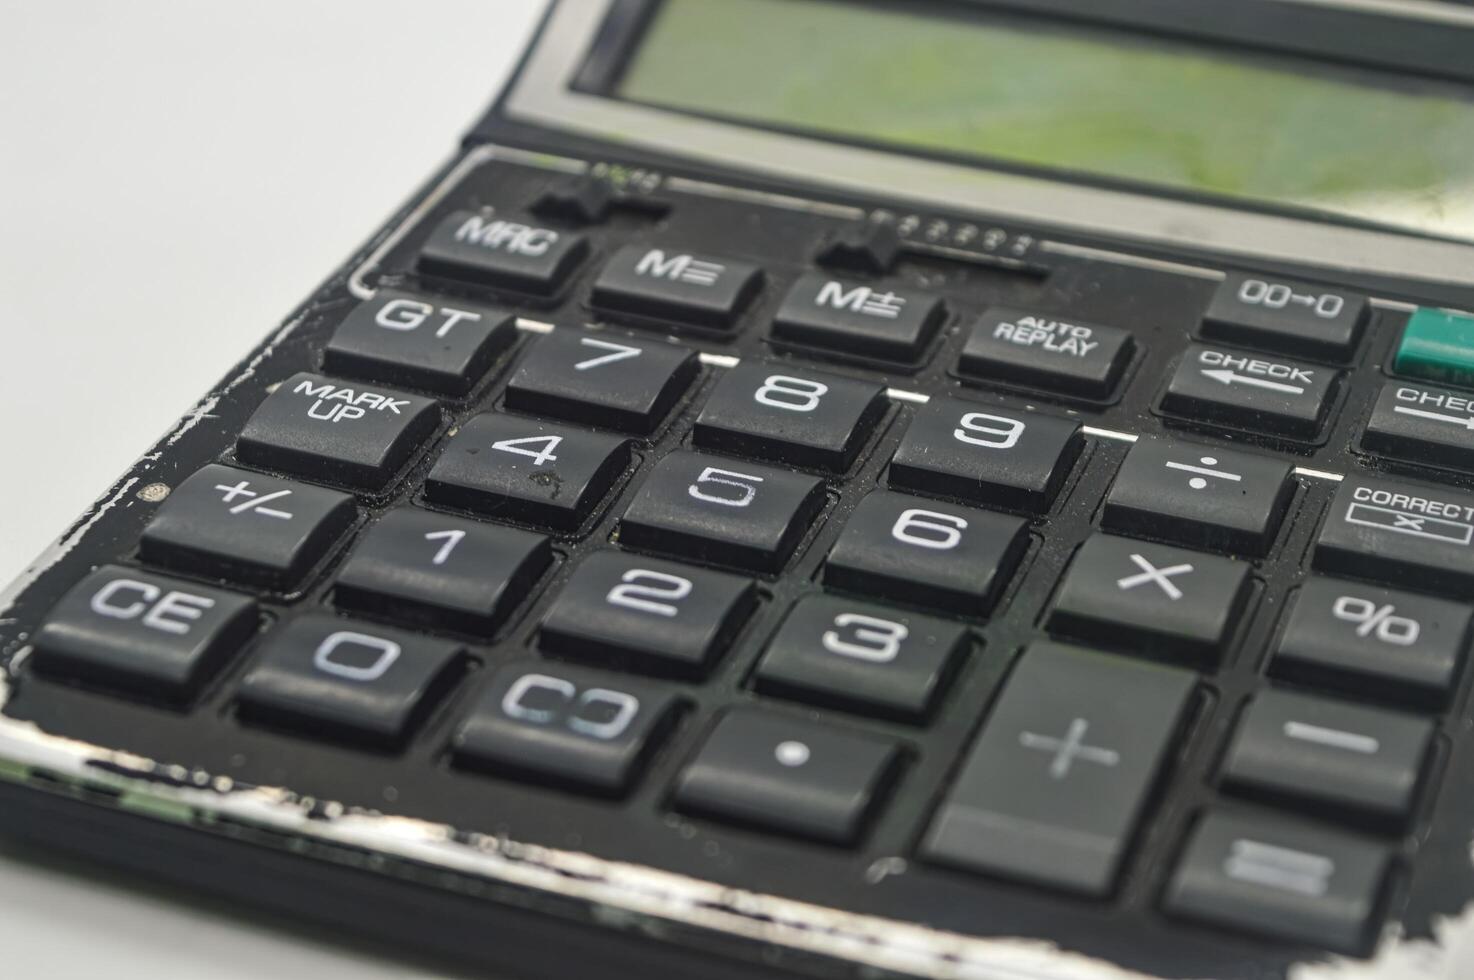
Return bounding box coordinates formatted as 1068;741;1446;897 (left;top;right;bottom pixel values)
618;0;1474;242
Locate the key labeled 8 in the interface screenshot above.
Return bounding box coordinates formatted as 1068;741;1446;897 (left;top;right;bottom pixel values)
755;375;828;412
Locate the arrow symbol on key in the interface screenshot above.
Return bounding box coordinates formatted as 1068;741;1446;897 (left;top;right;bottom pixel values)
1200;368;1305;395
1392;405;1474;429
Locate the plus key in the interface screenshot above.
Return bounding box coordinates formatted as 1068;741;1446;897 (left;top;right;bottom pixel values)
922;642;1196;896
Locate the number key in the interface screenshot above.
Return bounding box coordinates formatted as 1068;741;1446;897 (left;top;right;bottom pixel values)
453;661;681;795
539;552;756;678
618;450;825;572
425;412;630;530
335;507;551;634
824;490;1028;615
693;362;886;471
754;595;969;721
889;397;1082;512
504;328;698;434
237;615;465;748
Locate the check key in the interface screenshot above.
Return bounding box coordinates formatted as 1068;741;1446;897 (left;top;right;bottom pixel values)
1162;344;1335;438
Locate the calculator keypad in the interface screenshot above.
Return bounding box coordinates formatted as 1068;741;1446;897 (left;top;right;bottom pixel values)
1047;535;1252;662
959;307;1134;398
1164;812;1390;955
591;243;763;329
18;156;1474;971
1219;689;1432;826
1271;577;1470;704
771;272;946;361
418;210;589;295
1313;474;1474;595
1161;344;1335;438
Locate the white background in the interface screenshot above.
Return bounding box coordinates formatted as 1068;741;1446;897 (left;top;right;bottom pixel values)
0;1;546;975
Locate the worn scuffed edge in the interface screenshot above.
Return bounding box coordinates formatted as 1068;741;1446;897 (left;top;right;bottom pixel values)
2;146;1473;980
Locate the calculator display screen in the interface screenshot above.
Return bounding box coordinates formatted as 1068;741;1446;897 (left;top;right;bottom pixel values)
616;0;1474;243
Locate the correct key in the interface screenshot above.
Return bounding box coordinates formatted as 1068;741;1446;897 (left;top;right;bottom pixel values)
1314;475;1474;596
236;372;439;490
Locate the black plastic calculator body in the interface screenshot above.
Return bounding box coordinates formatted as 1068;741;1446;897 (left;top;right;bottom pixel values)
6;2;1474;977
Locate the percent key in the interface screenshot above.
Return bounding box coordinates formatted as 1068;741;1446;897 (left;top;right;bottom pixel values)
1272;576;1471;704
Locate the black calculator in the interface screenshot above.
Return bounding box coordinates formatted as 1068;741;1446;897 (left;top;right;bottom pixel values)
6;2;1474;977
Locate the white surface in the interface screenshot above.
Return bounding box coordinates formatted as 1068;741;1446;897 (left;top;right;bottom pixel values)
0;1;545;974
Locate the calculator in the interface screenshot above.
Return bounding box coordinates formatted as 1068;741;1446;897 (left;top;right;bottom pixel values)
5;2;1474;978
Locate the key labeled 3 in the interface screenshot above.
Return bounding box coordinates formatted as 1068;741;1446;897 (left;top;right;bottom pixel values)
755;595;969;721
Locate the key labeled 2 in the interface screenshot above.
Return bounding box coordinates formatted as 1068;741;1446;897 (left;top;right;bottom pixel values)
539;552;756;677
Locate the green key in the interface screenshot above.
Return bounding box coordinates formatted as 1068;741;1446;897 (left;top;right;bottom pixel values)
1394;308;1474;387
